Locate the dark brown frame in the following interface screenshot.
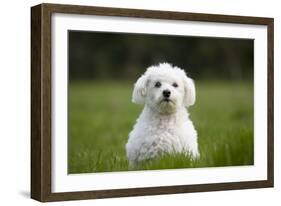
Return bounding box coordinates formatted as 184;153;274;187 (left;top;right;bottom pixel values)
31;3;274;202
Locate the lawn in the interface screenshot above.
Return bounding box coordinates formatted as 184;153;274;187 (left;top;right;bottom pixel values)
68;80;253;173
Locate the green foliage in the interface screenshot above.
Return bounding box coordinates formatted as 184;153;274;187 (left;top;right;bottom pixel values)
69;32;253;81
68;81;253;173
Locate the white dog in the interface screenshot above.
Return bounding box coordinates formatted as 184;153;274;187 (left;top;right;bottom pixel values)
126;63;199;166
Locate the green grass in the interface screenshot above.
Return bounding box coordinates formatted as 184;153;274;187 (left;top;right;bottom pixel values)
68;80;253;173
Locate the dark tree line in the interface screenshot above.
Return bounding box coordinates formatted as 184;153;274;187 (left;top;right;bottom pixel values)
69;31;253;81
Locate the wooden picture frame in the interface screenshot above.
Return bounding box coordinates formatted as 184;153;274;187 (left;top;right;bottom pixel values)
31;3;274;202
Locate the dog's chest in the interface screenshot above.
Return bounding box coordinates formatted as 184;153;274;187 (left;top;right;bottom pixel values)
148;115;181;133
142;118;184;150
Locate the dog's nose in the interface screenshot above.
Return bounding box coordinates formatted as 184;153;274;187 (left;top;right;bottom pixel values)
163;90;171;98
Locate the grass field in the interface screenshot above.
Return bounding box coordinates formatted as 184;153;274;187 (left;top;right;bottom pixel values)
68;81;253;173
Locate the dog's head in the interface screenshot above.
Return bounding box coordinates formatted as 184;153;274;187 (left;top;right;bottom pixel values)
132;63;195;114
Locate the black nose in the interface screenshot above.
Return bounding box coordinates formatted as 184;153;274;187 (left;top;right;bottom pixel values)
163;90;171;98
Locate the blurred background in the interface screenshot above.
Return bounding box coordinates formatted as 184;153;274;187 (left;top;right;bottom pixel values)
69;31;253;81
68;31;254;174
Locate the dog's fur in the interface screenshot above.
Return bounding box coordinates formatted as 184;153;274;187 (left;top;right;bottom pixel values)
126;63;199;166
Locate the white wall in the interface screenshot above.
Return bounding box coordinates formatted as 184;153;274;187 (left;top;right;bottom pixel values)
0;0;279;205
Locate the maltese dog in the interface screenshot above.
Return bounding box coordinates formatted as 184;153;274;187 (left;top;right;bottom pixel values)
126;63;199;166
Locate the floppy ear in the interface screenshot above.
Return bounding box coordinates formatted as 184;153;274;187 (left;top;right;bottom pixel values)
132;74;148;104
183;75;196;107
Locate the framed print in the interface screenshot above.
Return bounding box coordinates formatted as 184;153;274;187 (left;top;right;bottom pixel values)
31;3;274;202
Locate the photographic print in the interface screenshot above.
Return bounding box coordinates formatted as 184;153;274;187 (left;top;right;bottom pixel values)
68;31;254;173
31;3;273;201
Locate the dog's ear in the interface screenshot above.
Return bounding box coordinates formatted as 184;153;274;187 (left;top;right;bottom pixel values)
132;74;148;104
183;75;196;107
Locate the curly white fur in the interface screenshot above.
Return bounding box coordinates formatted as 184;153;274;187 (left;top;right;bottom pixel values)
126;63;199;166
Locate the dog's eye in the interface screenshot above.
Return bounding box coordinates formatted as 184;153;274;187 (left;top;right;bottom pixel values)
155;82;161;88
172;83;178;88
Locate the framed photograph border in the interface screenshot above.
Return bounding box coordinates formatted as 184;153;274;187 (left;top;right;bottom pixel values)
31;3;274;202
